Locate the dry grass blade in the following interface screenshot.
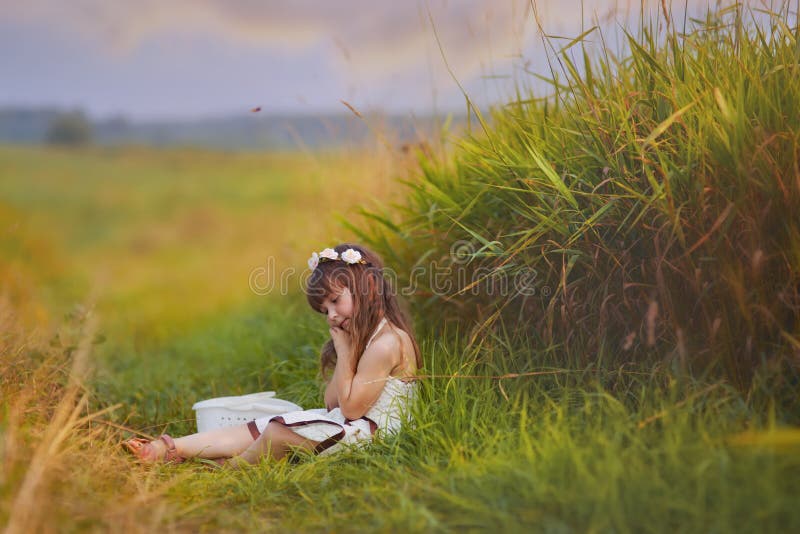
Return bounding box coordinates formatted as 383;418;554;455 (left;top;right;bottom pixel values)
643;100;697;145
4;313;98;534
681;202;735;257
340;100;363;119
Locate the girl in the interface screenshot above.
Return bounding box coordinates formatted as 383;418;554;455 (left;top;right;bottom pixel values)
124;243;421;464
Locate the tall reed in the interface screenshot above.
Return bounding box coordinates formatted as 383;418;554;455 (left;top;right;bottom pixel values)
355;3;800;404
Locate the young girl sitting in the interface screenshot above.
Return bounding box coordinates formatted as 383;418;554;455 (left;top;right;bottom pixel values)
123;243;421;464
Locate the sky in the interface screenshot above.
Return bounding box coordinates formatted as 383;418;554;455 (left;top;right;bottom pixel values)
0;1;757;121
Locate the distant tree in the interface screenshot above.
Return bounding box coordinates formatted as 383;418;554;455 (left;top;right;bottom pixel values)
45;110;92;146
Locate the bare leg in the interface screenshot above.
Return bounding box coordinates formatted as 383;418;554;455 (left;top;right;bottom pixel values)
164;424;254;459
234;422;319;464
127;422;319;464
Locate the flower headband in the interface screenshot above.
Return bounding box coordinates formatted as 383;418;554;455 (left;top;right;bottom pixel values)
308;247;367;270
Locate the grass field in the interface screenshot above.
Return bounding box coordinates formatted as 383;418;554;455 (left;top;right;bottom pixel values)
2;143;798;533
0;143;414;531
3;4;800;532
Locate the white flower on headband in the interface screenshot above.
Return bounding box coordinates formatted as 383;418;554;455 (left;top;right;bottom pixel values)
341;248;362;264
319;248;339;261
307;252;319;270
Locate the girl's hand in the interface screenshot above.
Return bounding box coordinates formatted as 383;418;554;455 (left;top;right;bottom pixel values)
329;325;354;367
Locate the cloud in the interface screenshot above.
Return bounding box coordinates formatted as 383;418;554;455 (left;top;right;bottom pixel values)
0;2;633;72
0;0;750;104
2;1;531;81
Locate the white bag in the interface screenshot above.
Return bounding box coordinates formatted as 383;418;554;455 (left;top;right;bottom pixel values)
192;391;302;433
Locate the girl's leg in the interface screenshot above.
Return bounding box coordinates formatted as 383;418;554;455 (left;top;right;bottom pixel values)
127;421;321;464
174;424;255;459
234;421;319;464
137;424;255;460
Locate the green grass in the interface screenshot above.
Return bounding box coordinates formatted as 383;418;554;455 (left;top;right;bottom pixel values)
100;315;800;532
94;299;325;434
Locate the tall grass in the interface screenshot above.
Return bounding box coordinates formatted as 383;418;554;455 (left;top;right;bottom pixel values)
354;3;800;403
0;293;203;532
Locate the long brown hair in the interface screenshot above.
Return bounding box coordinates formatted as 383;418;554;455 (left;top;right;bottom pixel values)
305;243;421;378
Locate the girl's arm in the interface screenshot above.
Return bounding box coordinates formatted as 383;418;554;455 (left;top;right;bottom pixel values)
323;370;339;410
329;327;401;420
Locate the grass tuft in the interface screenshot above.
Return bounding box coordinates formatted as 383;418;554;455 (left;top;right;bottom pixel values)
359;3;800;405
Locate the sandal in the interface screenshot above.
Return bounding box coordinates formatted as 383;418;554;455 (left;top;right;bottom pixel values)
123;434;186;463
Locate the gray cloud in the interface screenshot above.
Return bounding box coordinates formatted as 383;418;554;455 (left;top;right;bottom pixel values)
2;1;726;80
0;0;750;114
3;1;529;83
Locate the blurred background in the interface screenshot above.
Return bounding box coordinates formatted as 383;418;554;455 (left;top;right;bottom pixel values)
1;0;702;328
0;0;715;147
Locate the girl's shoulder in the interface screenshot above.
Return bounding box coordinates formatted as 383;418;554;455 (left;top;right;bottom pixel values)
371;320;416;376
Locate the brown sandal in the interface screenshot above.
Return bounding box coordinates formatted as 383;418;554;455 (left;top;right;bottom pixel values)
123;434;185;463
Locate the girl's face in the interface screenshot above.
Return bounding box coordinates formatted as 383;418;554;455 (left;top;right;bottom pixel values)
320;285;354;331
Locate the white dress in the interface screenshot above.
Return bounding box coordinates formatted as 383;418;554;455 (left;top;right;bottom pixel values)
251;317;416;455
